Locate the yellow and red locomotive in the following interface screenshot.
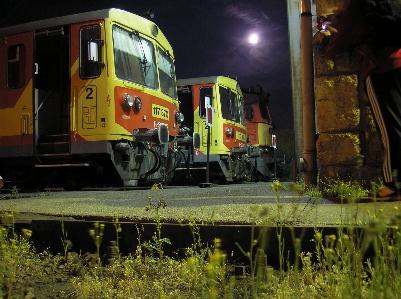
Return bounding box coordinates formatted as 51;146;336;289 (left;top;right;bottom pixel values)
242;85;276;181
0;8;184;189
175;76;252;184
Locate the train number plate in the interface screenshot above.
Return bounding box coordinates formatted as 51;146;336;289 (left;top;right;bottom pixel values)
152;104;169;120
236;131;246;142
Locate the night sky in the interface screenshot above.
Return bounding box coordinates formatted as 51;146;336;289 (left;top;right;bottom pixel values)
1;0;293;129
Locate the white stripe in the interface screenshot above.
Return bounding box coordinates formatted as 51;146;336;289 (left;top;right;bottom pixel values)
366;76;393;182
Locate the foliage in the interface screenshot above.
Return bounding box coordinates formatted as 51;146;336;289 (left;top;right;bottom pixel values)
143;196;171;262
2;186;401;298
320;176;369;200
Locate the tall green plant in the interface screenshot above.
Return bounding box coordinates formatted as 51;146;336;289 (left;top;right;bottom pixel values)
144;196;171;262
60;213;72;263
112;214;122;253
89;222;105;267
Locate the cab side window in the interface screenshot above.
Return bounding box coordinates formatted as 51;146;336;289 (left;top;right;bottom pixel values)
199;87;212;118
80;25;101;79
7;44;25;89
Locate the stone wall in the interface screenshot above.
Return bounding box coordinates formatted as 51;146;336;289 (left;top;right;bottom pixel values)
314;0;383;187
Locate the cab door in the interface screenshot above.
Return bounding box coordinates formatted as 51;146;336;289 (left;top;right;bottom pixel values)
197;85;214;149
34;26;70;155
70;22;103;143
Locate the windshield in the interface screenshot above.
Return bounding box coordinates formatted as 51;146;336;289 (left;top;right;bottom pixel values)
113;25;157;89
158;49;177;99
220;86;245;125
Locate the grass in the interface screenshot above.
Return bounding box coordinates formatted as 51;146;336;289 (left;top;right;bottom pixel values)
1;179;401;298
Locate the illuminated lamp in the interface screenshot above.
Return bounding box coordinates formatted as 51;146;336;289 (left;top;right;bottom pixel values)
226;127;234;137
124;93;134;108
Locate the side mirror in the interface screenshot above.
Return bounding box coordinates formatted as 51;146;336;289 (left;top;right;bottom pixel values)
88;41;99;62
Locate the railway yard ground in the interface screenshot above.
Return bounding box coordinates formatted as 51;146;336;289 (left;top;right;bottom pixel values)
1;181;401;298
0;181;399;225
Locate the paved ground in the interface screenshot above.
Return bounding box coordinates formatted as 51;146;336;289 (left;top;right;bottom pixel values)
1;182;400;226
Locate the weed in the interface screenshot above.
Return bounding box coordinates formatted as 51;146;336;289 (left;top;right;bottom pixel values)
36;188;52;197
143;196;171;262
178;219;210;264
10;186;19;199
296;175;322;199
151;183;163;190
89;222;105;267
321;176;369;200
0;186;20;200
112;214;122;252
0;211;48;298
3;181;401;298
60;213;72;262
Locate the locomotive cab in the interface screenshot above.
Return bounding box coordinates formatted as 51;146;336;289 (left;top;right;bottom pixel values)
174;76;252;185
241;85;276;181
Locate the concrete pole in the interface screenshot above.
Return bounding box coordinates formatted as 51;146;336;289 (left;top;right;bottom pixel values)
286;0;303;178
300;0;317;186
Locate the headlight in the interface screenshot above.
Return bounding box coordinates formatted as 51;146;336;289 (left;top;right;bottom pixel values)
124;93;134;108
226;127;234;137
134;96;142;111
175;111;184;123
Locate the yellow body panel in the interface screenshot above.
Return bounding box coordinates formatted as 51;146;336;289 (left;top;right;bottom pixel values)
257;123;273;147
0;81;33;137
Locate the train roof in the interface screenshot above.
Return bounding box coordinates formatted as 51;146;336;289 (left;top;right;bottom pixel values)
0;8;161;39
177;76;238;87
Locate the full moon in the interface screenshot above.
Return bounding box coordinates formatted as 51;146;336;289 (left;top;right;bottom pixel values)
248;33;258;44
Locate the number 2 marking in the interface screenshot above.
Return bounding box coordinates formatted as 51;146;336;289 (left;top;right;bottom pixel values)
86;87;94;99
